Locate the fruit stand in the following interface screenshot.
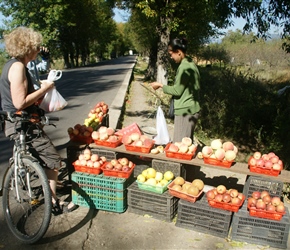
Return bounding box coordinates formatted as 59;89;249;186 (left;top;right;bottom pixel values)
66;104;290;249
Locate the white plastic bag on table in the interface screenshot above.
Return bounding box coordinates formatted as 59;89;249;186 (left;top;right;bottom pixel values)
153;106;170;145
39;87;67;112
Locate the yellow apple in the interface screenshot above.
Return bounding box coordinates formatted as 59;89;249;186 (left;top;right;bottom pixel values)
155;172;163;182
137;174;146;183
160;179;169;186
164;171;174;181
146;178;157;186
146;168;156;179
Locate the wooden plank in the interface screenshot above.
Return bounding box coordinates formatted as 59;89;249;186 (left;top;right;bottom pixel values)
67;142;290;183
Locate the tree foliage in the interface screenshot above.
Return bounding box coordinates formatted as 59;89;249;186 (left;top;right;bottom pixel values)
0;0;120;68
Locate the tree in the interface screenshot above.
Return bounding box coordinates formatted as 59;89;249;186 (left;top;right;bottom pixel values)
115;0;290;83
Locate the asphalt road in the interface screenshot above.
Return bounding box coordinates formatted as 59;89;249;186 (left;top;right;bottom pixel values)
0;56;136;247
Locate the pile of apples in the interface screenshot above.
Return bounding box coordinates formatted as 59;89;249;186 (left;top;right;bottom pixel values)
137;167;174;187
84;101;109;130
68;124;94;138
198;139;238;161
73;148;107;169
122;132;154;148
248;190;285;213
170;177;204;196
104;157;134;172
91;126;121;143
167;137;197;154
248;151;283;171
206;185;245;206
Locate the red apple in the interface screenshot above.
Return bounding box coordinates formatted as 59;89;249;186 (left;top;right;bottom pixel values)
222;193;232;203
260;190;270;199
110;159;119;166
273;163;283;171
93;161;101;168
206;190;216;200
231;197;242;205
249;157;257;166
252;191;261;200
214;194;223;202
256;199;266;210
256;159;264;168
266;204;276;212
262;195;272;205
105;162;113;169
119;157;129;166
248;197;257;207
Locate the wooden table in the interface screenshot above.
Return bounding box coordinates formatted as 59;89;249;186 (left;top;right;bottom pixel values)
67;142;290;183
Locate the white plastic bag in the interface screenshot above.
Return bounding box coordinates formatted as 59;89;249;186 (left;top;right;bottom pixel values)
153;106;170;145
39;87;67;112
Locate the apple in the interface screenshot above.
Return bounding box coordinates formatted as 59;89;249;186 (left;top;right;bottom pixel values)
122;166;130;172
110;159;119;166
206;190;216;200
222;193;232;203
276;203;286;213
270;155;279;164
100;156;106;162
256;159;264;168
90;154;99;162
83;153;91;160
273;163;283;171
256;199;266;210
137;174;146;183
249;157;257;166
262;195;272;205
216;185;227;195
231;197;242;205
248;197;257;207
237;193;245;201
119;157;129;166
128;161;134;168
266;204;276;212
202;146;213;157
214;194;223;202
253;151;262;160
164;171;174;181
271;196;281;206
114;163;123;171
86;160;94;168
252;191;261;200
93;161;101;168
260;190;270;199
105;162;113;169
229;189;239;198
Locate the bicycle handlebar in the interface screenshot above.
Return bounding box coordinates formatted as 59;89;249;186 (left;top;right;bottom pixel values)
0;110;59;124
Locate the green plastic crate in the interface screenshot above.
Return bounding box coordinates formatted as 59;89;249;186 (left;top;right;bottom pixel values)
136;180;171;194
71;172;134;213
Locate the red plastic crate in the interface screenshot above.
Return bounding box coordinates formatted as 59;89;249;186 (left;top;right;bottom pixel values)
164;143;196;160
247;203;286;221
207;194;245;212
93;136;122;148
70;134;93;144
125;141;154;154
73;162;102;175
167;181;203;203
101;163;135;178
203;157;233;168
248;157;281;176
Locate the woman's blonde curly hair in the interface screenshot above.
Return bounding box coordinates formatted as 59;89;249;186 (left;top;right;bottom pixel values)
4;27;43;59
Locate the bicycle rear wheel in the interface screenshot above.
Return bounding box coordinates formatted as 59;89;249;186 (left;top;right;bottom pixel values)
2;156;52;244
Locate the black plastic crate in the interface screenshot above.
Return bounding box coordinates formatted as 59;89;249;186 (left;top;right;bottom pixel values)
133;159;185;179
175;194;232;238
230;202;290;249
242;175;284;198
127;182;179;222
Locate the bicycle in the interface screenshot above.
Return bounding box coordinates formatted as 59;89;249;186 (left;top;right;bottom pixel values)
0;110;59;244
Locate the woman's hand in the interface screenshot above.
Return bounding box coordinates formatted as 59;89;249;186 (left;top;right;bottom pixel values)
151;82;163;90
40;80;54;92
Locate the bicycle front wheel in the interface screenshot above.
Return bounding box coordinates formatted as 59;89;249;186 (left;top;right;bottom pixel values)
2;156;52;244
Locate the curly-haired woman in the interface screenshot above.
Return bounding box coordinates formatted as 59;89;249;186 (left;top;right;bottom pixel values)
0;26;77;214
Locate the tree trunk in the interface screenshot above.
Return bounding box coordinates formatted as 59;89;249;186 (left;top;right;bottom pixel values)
145;47;157;80
156;15;170;85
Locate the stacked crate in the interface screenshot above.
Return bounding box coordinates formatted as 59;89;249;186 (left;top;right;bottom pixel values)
70;148;133;213
128;159;183;222
127;182;179;222
175;193;233;238
229;175;290;249
72;172;134;213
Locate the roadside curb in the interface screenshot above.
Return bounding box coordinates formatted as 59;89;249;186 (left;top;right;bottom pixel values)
109;57;137;129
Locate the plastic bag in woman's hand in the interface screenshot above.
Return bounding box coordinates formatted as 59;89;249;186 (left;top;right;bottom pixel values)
39;87;67;112
153;106;170;145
